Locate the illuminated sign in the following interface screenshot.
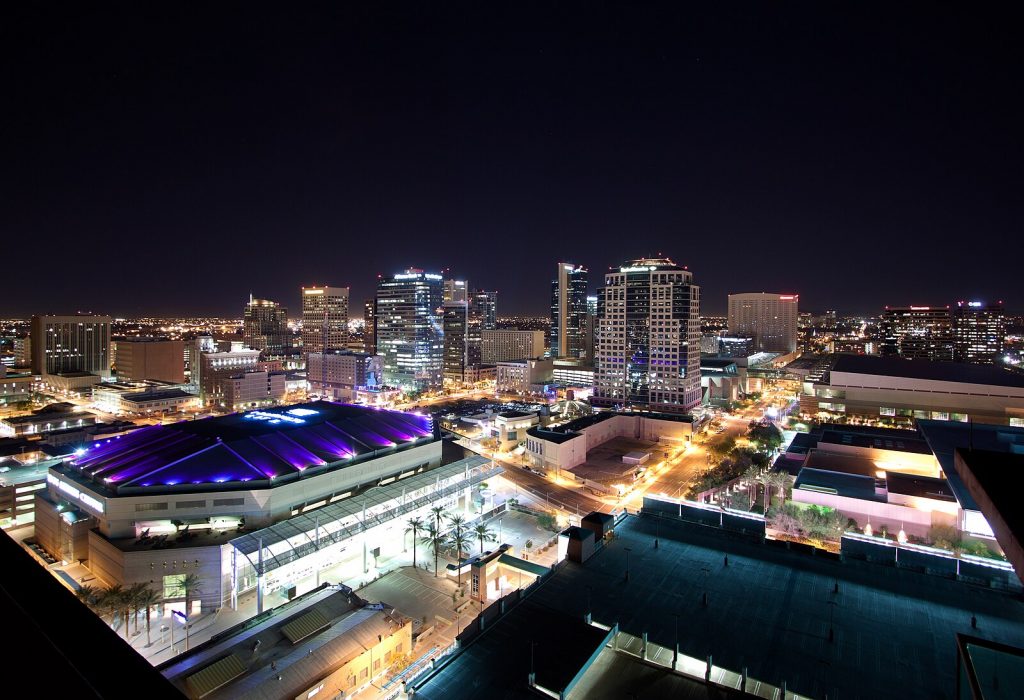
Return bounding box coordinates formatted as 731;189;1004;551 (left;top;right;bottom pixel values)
245;410;305;424
48;473;104;513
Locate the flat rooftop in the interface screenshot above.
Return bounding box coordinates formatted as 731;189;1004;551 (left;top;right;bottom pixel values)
526;514;1024;699
829;354;1024;388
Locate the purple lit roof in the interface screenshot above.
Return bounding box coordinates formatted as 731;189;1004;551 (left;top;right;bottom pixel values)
68;401;435;492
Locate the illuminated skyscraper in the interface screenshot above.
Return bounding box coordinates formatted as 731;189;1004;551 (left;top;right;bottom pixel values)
471;290;498;331
30;314;112;378
593;258;701;413
954;301;1006;365
878;306;954;361
243;295;289;355
550;263;588;358
727;293;799;354
376;269;444;390
301;286;349;355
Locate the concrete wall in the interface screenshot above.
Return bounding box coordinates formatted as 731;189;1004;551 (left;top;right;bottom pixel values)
88;531;226;610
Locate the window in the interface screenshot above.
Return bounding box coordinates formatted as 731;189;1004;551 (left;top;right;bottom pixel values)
176;500;206;509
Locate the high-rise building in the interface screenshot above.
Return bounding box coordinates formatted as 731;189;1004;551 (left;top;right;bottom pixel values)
30;314;112;378
726;293;799;353
376;269;444;390
442;302;483;384
550;263;588;358
481;330;545;363
878;306;954;361
584;295;598;361
113;339;185;383
307;350;382;401
593;258;701;413
443;279;469;303
954;301;1006;365
471;290;498;331
243;296;290;355
363;298;377;355
301;286;349;355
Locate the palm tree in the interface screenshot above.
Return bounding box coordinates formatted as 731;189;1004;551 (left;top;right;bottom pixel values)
99;584;127;637
171;573;204;651
446;513;467;538
405;516;424;569
449;528;471;589
473;523;495;555
135;586;163;648
75;584;102;613
420;523;448;578
430;505;446;532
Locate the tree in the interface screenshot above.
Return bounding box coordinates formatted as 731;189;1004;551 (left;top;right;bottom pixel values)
421;523;448;578
99;584;127;637
126;582;151;636
171;573;204;651
405;516;424;569
449;528;471;589
430;506;447;532
135;586;163;648
473;523;496;554
446;513;467;538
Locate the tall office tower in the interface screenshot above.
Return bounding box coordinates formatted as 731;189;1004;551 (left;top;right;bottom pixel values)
583;295;598;361
243;295;289;355
471;290;498;330
363;298;377;355
953;301;1006;365
301;286;349;355
114;339;185;383
443;279;469;303
550;263;588;358
592;258;701;413
878;306;954;361
442;302;483;384
30;315;112;378
376;269;444;390
726;293;799;353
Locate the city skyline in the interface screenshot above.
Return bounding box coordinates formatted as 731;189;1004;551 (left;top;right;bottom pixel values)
5;5;1023;318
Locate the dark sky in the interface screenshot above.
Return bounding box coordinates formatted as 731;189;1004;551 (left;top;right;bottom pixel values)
3;3;1021;318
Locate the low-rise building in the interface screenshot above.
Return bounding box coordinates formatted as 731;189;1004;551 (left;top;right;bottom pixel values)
802;354;1024;426
496;358;554;395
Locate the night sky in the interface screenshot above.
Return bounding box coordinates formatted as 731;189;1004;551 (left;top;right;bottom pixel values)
4;4;1021;318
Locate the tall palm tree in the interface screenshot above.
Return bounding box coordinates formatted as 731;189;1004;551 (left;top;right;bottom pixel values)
126;582;151;636
405;516;424;569
449;528;471;589
75;584;102;613
446;513;467;538
420;523;448;578
172;573;204;651
100;584;127;636
473;523;495;554
430;506;446;532
135;586;163;648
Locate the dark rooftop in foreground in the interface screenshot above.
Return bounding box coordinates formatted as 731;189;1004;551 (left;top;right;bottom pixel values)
829;353;1024;388
523;514;1024;700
